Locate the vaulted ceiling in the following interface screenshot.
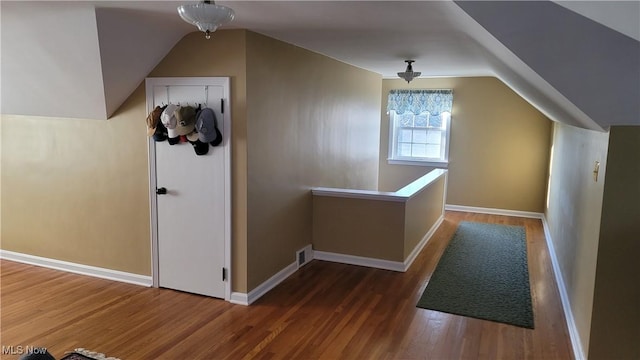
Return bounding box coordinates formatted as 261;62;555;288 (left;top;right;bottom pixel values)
1;1;638;130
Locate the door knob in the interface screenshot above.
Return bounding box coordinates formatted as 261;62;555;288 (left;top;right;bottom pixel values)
156;187;167;195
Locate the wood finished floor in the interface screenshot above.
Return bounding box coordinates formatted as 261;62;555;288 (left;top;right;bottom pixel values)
1;212;573;359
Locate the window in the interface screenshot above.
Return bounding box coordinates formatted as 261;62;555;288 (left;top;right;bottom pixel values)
387;89;452;166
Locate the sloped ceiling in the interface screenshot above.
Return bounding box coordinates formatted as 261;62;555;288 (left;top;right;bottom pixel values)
96;7;193;118
1;1;192;120
1;2;107;119
1;1;638;130
554;1;640;41
456;1;640;128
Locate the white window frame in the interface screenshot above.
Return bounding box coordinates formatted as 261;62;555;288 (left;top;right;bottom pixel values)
388;110;451;168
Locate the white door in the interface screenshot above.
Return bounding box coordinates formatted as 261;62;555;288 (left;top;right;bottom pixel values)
146;78;230;299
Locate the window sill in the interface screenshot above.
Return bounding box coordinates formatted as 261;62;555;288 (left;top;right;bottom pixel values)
387;159;449;168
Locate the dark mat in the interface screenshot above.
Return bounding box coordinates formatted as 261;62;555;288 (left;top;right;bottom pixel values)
417;221;534;328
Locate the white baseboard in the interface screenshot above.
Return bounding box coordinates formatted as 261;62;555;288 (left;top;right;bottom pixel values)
230;260;299;306
541;217;585;360
314;214;445;273
445;204;543;219
229;292;249;306
313;251;405;272
231;224;446;305
0;250;152;287
444;205;583;359
403;214;444;271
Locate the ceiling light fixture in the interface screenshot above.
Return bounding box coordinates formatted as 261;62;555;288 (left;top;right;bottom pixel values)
397;60;421;83
178;0;235;40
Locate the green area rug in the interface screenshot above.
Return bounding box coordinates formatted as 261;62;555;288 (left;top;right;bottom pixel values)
417;221;534;328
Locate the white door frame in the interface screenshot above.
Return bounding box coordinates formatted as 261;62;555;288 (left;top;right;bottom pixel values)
145;77;232;301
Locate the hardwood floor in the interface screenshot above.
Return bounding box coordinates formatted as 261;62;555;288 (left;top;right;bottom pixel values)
1;212;573;359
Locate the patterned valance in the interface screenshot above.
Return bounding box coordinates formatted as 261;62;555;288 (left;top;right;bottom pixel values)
387;89;453;115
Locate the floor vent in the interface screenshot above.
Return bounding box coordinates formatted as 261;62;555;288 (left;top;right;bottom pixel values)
296;245;313;269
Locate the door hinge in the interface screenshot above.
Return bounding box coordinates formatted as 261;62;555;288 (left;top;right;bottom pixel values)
221;99;224;114
222;267;227;281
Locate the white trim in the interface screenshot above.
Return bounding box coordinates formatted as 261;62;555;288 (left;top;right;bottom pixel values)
147;132;159;288
542;216;585;360
230;261;299;306
313;214;444;273
387;159;449;168
442;204;584;359
313;251;406;272
221;82;233;302
145;77;232;301
396;169;447;198
403;215;444;271
311;188;405;202
229;292;249;306
312;169;447;202
0;250;152;287
387;109;452;166
230;211;444;305
445;204;544;219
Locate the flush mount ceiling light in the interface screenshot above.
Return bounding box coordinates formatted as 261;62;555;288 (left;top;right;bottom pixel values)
397;60;421;83
178;0;235;39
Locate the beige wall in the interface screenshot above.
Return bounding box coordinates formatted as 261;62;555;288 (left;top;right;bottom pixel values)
245;31;382;289
313;196;405;261
1;86;151;275
545;122;609;357
1;29;381;294
379;77;551;213
1;30;250;290
404;175;446;258
588;126;640;360
0;117;3;241
312;172;446;263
